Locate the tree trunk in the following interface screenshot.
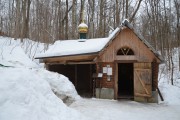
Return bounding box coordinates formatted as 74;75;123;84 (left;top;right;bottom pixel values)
116;0;120;26
99;0;104;37
24;0;31;38
174;0;180;71
79;0;85;24
65;0;68;39
125;0;128;18
170;54;174;85
21;0;27;42
14;0;21;40
88;0;95;38
71;0;76;39
129;0;143;23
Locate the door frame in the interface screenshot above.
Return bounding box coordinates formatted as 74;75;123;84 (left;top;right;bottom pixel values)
114;61;135;99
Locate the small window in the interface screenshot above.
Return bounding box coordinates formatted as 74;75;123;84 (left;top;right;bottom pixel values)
117;47;134;55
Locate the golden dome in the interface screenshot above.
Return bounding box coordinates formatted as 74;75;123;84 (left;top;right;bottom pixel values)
78;22;88;33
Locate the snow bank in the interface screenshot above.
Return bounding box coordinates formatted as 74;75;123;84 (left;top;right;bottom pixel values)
0;46;38;68
0;36;45;66
0;36;83;119
159;83;180;105
0;68;85;120
35;69;80;105
158;48;180;105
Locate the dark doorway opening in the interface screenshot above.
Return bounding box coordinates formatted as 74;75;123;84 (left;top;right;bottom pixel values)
118;63;134;99
49;64;95;97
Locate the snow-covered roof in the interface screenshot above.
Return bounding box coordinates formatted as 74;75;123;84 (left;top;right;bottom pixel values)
36;28;120;58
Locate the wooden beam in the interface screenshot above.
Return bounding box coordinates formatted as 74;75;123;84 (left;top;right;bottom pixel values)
47;61;95;65
115;56;137;61
67;61;95;64
44;54;97;63
135;93;151;97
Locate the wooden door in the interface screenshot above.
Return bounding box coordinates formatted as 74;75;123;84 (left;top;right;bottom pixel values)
134;63;152;101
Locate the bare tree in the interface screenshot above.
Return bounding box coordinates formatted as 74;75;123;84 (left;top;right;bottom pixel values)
129;0;143;23
174;0;180;71
65;0;68;39
71;0;77;39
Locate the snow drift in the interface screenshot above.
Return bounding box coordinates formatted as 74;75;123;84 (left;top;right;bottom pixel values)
35;68;81;105
0;68;85;120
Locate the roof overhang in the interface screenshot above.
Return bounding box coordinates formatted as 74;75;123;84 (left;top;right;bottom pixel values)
37;52;98;64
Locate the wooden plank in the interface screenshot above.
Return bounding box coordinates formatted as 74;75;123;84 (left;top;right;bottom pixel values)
134;63;152;98
135;93;151;97
115;56;136;60
135;71;149;95
135;68;152;71
47;61;95;65
66;61;95;64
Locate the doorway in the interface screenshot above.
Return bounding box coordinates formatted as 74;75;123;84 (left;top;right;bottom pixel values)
118;63;134;99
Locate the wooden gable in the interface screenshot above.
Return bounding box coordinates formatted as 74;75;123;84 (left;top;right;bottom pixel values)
96;27;161;63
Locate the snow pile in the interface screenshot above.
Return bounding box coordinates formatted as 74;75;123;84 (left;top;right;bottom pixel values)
0;36;80;103
0;36;82;119
35;69;80;105
0;68;85;120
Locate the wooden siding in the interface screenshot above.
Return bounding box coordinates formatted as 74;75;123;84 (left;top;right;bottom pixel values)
98;28;160;63
96;62;115;88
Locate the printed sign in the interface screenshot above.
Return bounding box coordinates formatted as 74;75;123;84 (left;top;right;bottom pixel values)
103;67;107;73
107;68;112;75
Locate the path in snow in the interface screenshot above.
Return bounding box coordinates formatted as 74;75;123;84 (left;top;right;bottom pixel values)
70;98;180;120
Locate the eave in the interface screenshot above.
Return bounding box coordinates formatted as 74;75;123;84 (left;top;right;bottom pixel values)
38;53;98;64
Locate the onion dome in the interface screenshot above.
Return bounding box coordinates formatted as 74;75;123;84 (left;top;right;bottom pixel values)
78;22;88;33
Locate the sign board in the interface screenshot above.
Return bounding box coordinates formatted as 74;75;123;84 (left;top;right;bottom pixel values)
103;67;107;73
98;73;103;78
107;67;112;75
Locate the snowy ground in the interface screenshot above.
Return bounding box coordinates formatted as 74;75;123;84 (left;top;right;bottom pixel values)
0;37;180;120
70;98;180;120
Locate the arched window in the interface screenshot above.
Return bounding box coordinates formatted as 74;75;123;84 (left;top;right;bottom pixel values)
117;47;134;55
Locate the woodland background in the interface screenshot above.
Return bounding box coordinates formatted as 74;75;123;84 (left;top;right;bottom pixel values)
0;0;179;84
